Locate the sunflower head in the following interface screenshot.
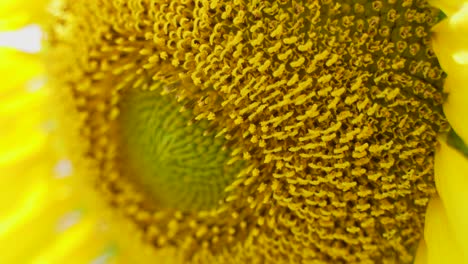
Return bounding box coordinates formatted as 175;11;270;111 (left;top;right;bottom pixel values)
42;0;450;263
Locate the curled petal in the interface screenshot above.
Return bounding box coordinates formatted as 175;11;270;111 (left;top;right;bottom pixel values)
432;5;468;142
424;197;466;264
434;139;468;256
443;76;468;143
432;21;468;79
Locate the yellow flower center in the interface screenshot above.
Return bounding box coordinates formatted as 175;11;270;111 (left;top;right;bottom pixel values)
46;0;449;262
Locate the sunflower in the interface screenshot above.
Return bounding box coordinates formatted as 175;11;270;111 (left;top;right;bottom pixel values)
1;0;467;263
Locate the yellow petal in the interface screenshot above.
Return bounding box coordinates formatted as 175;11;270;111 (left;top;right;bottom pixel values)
0;0;50;30
0;96;48;166
0;179;48;238
432;20;468;77
0;49;44;94
31;215;96;264
449;3;468;29
415;239;428;264
424;197;466;264
0;191;85;262
431;7;468;143
443;76;468;143
429;0;468;16
434;139;468;256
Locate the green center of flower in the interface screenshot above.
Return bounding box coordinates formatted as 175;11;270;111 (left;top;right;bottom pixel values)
118;83;243;211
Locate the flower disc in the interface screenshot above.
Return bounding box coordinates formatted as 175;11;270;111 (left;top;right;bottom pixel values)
118;83;244;211
46;0;449;263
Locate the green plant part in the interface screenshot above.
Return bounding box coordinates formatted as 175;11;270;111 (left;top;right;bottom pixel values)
119;83;244;211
